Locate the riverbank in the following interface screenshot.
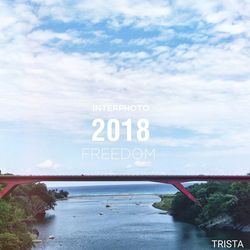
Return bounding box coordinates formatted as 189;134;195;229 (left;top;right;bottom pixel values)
153;182;250;234
0;181;58;250
152;194;175;211
0;175;69;250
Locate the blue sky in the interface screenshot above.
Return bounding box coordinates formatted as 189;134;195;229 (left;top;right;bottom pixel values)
1;0;250;176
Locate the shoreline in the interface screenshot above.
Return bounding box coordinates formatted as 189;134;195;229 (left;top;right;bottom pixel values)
67;193;169;199
33;193;250;250
153;195;250;234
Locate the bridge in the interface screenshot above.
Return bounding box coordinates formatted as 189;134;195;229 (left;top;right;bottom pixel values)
1;175;250;207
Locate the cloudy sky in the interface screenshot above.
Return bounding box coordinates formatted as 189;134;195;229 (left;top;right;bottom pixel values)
1;0;250;176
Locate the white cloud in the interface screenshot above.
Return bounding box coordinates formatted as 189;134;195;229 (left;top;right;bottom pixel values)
29;0;250;37
127;161;152;168
134;161;152;167
32;0;171;28
27;30;84;46
0;0;250;153
37;160;60;169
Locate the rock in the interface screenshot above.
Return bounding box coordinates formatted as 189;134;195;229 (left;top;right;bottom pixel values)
32;239;42;244
32;228;39;237
200;214;233;229
48;235;55;240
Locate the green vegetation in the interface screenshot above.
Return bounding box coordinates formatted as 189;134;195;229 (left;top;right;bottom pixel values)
50;189;69;200
0;182;56;249
157;182;250;229
153;194;175;211
0;175;68;250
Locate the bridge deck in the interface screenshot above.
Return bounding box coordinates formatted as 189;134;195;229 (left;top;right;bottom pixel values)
1;175;250;182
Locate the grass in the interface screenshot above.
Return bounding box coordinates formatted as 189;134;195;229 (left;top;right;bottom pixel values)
153;194;175;211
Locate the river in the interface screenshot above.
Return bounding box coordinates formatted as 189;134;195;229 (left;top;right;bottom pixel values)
33;184;250;250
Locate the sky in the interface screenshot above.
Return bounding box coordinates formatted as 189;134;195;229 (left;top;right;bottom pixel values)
1;0;250;177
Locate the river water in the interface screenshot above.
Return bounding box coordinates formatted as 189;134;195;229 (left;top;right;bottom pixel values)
33;184;250;250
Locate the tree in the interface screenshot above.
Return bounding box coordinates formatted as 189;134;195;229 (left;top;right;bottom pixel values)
0;179;61;249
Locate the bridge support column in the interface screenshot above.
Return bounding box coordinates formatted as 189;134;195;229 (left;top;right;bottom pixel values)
0;180;36;199
159;181;202;207
0;183;17;198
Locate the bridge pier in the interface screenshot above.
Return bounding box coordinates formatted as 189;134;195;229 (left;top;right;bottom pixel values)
158;181;202;207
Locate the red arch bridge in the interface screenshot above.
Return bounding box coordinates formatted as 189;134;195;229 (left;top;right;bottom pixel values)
0;175;250;207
